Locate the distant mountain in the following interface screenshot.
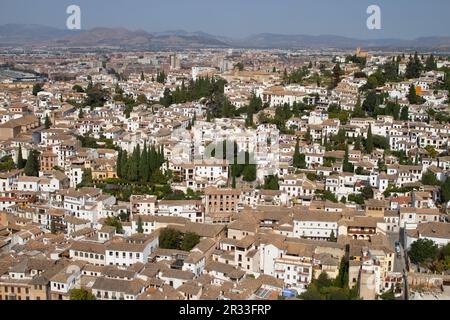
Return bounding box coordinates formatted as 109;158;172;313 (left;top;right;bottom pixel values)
0;24;76;45
232;33;450;49
0;24;449;50
0;25;229;48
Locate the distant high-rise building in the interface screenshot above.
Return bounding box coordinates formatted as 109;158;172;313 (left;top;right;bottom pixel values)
170;54;181;70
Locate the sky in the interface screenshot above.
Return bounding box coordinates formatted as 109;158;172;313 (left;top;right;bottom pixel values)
1;0;450;39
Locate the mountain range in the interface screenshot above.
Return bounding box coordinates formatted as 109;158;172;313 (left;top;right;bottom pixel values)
1;24;450;50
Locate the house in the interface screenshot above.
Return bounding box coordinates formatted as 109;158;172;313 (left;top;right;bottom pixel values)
406;222;450;248
105;233;159;267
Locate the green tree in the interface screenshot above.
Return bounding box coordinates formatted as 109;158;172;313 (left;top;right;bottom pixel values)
352;96;366;118
50;220;56;234
44;114;52;129
400;106;409;121
335;257;349;288
366;124;373;153
380;289;396;300
234;62;244;71
405;52;423;79
329;230;337;242
332;63;342;88
343;146;354;173
32;83;43;96
139;143;149;182
442;177;450;203
293;139;305;168
421;171;441;186
263;175;279;190
407;84;422;104
24;150;40;176
425;54;437;71
72;84;84;92
159;228;183;249
136;216;144;233
17;144;26;169
77;169;93;188
408;239;439;264
354;135;362;151
299;283;325;300
180;232;200;251
104;217;123;234
70;288;95;300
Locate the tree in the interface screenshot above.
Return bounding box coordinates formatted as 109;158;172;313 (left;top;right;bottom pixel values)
180;232;200;251
136;216;144;233
139;143;149;182
140;71;145;81
159;228;183;249
304;128;312;142
405;52;423;79
361;185;374;200
425;145;437;158
72;84;84;92
400;106;409;121
354;136;362;151
329;230;337;242
234;62;244;71
263;175;279;190
421;171;441;186
44;114;52;129
24;150;40;176
335;257;349;289
316;272;333;290
77;169;93;188
425;54;437;71
78;108;84;119
299;283;325;300
380;289;396;300
32;83;43;96
408;239;439;264
50;220;56;234
365;124;373;153
343;146;354;173
293;139;306;168
362;91;379;114
441;177;450;203
104;217;123;234
352;95;365;118
70;288;95;300
407;84;422;104
17;144;26;169
242;164;256;182
332;63;342;88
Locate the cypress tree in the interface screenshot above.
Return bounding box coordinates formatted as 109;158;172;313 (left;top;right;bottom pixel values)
17;144;25;169
293;139;302;168
400;106;409;121
137;216;144;233
117;149;122;179
24;150;40;177
128;145;140;181
343;145;354;173
140;142;149;182
44;114;52;129
120;150;128;180
354;136;362;151
366;124;373;154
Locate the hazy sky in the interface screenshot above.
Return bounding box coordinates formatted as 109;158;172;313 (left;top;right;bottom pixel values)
1;0;450;39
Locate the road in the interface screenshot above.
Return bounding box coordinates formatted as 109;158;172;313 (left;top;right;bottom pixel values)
387;231;408;299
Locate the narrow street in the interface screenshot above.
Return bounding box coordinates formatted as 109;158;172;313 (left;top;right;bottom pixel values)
387;231;408;299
